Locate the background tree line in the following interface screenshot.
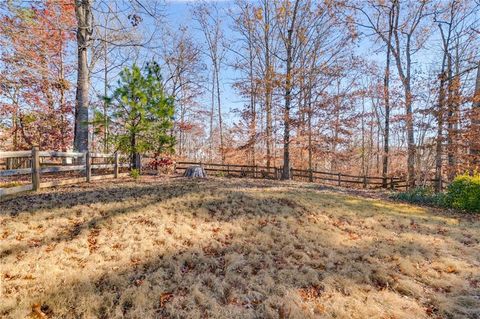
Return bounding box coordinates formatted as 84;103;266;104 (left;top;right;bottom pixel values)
0;0;479;187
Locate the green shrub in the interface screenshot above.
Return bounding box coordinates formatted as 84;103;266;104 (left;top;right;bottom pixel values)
392;187;445;207
130;168;141;180
444;173;480;212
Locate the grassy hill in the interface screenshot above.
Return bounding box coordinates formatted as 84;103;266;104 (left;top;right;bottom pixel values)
1;177;479;318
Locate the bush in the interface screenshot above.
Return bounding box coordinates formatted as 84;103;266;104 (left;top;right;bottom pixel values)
392;187;445;207
444;173;480;212
147;157;174;174
130;169;141;180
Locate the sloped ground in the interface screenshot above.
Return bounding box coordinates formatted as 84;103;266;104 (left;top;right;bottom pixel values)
0;177;479;319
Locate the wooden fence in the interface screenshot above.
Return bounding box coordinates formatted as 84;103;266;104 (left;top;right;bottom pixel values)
0;147;129;198
174;161;411;190
1;149;440;198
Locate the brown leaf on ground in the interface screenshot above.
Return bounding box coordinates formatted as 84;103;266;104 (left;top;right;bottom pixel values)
30;303;47;318
130;257;141;266
160;292;173;308
87;228;100;253
298;285;324;301
445;266;458;274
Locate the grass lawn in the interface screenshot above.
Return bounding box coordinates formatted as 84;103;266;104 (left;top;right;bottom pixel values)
0;177;479;319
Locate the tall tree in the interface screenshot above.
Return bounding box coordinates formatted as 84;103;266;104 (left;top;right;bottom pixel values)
73;0;93;152
351;0;434;187
382;1;395;187
160;26;204;158
193;2;226;163
277;0;301;180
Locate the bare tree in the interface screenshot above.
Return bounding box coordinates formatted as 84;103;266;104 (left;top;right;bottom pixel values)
274;0;301;179
382;1;395;187
193;2;226;163
351;0;434;187
160;27;204;158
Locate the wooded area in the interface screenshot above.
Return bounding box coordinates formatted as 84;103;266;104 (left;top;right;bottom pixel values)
0;0;479;188
1;2;480;317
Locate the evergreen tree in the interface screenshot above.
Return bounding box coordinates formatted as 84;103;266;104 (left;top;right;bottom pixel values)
106;62;175;167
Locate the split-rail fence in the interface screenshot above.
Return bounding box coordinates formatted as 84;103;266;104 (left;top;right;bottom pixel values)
0;147;129;198
2;148;439;199
174;161;411;190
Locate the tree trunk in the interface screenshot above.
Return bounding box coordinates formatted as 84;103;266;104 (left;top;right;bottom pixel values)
130;132;137;168
73;0;92;152
382;4;394;188
281;0;300;180
361;96;366;176
307;82;313;182
282;29;293;180
470;61;480;167
248;21;256;166
215;60;224;164
435;17;454;191
209;68;215;161
103;27;109;153
59;31;67;152
404;35;416;188
263;0;273;169
446;54;456;181
405;86;416;188
435;67;447;192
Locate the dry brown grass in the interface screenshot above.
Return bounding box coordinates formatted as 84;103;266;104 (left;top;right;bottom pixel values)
1;177;479;319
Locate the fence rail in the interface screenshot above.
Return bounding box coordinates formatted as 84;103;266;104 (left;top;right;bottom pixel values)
174;161;434;191
0;147;129;198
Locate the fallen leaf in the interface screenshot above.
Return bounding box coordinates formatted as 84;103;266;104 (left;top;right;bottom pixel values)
31;303;47;318
445;266;457;274
160;292;173;307
23;274;36;280
130;257;141;265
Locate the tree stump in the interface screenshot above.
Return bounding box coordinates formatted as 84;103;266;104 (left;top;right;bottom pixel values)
183;166;207;178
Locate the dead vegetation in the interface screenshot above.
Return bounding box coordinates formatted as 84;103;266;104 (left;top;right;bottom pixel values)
0;177;479;319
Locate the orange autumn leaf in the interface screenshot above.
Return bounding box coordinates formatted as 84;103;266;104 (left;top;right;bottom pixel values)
160;292;174;308
31;303;47;319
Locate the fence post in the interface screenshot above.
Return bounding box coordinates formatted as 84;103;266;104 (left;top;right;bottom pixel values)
309;169;313;183
255;165;258;178
290;167;293;180
114;152;119;178
390;177;395;190
227;164;230;176
31;146;40;191
363;175;367;189
85;151;91;182
337;173;341;186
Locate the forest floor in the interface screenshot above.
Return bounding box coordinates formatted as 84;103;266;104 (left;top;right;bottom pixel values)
0;177;479;319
